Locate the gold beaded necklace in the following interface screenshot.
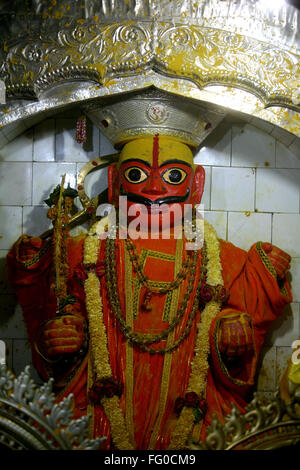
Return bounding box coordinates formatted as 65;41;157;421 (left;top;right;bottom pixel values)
104;235;208;354
125;237;194;291
124;237;198;311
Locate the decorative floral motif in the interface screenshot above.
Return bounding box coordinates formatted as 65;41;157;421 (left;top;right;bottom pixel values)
26;44;43;62
2;16;298;112
74;261;106;282
199;283;229;304
174;393;207;423
88;377;124;403
215;284;230;303
0;365;105;450
184;392;200;408
199;284;214;303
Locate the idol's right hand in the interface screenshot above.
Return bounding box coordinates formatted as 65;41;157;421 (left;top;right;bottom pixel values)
37;315;85;359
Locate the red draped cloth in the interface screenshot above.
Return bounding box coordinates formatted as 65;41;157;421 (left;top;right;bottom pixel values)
7;233;292;449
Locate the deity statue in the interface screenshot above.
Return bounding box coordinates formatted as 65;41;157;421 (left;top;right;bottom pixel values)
6;93;292;451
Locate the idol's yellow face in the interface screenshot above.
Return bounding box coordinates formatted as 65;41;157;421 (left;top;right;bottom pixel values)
108;134;205;229
118;135;195;170
118;135;196;207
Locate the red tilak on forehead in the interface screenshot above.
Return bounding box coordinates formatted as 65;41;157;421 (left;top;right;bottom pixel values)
152;134;159;169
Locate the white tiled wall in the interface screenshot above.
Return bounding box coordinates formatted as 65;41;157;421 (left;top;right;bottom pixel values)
0;109;299;396
256;168;300;213
210;167;256;211
227;212;272;250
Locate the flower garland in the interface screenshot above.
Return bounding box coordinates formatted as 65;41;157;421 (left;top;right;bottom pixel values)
167;219;223;449
83;218;223;450
76;115;87;143
84;218;134;450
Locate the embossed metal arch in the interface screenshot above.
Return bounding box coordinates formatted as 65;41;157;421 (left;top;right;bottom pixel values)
0;0;299;112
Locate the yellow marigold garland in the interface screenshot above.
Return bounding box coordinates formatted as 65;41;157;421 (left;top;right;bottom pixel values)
84;218;134;450
84;218;223;450
167;220;223;449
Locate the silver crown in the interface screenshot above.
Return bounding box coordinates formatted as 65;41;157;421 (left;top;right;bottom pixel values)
82;88;226;148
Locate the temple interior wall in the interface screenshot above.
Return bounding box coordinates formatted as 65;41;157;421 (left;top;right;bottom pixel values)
0;108;299;395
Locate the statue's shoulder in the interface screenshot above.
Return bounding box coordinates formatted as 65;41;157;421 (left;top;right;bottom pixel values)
218;238;247;256
218;239;248;281
7;234;52;269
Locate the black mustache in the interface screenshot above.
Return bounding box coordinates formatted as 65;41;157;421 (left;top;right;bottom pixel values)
120;187;190;206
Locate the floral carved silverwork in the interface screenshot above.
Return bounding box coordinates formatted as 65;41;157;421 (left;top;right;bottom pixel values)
188;389;300;450
0;365;106;450
0;0;299;111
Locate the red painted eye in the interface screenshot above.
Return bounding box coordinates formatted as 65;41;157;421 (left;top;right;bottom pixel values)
124;166;149;184
162;168;187;185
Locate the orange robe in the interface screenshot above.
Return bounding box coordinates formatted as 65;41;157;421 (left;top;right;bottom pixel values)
6;233;292;450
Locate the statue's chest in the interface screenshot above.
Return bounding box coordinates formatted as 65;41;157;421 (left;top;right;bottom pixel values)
123;238;193;334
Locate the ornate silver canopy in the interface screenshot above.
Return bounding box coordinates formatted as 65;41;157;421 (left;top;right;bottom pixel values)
0;0;299;150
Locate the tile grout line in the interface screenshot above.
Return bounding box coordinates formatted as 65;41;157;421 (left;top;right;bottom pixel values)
209;166;212;211
254;166;257;213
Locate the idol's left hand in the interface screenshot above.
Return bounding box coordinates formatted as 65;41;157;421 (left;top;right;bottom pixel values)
261;243;291;280
218;312;254;357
